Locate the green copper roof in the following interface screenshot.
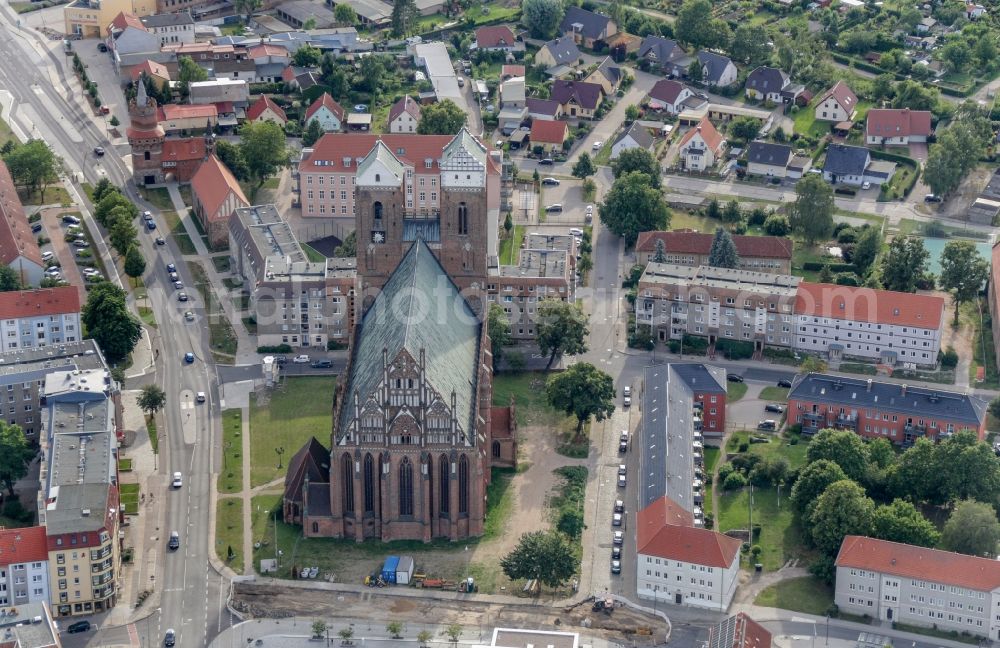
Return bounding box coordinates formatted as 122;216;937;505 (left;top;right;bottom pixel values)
441;127;487;168
338;240;482;442
357;140;404;183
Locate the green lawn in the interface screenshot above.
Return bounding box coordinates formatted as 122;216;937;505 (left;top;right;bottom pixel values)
969;299;1000;388
792;106;830;139
717;486;804;570
301;242;326;262
0;115;17;150
216;498;244;573
174;232;197;255
728;381;748;402
146;416;159;454
138;186;174;211
670;210;721;233
791;243;834;282
593;141;613;166
119;483;140;516
498;225;524;265
249;376;336;487
755;576;834;615
20;185;72;207
218;409;244;494
759;386;789;401
211;256;231;273
138;306;156;328
187;262;238;359
118;458;133;472
483;467;516;540
493;372;568;428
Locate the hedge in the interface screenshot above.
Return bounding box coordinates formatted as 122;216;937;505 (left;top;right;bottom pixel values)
869;149;918;167
834;187;856;197
257;344;292;353
802;262;855;272
716;339;754;360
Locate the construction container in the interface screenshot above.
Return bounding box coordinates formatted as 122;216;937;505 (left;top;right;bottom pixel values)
382;556;399;584
396;556;415;585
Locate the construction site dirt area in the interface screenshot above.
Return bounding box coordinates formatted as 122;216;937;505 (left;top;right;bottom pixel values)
232;583;668;644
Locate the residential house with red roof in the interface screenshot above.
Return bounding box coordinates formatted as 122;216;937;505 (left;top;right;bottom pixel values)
635;231;792;273
550;80;604;119
835;535;998;634
305;92;345;133
794;281;944;367
530;120;569;152
789;372;985;442
157;103;218;134
678;117;725;171
388;95;422;133
246;95;287;126
637;495;741;610
105;11;159;73
0;287;81;350
814;80;858;123
474;25;521;52
0;527;50;606
0;160;44;287
129;59;171;92
708;614;772;648
866;108;932;146
191;154;249;248
297;131;501;218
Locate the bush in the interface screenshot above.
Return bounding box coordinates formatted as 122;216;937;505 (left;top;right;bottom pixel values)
923;220;948;238
716;339;754;360
834;187;856;197
939;347;959;369
835;273;859;286
257;344;292;354
802;262;855;272
718;463;735;481
327;340;348;351
722;471;748;491
2;499;31;523
836;228;858;244
763;214;789;236
628;326;654;350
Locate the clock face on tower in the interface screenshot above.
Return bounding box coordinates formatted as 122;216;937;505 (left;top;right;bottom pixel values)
371;231;385;244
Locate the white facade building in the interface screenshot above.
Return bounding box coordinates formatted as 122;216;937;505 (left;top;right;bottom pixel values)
836;536;1000;639
0;287;81;351
0;527;50;607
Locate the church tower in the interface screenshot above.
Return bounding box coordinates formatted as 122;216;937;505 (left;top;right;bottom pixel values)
127;80;165;187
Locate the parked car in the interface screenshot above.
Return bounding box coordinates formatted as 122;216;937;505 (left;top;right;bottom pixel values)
727;373;744;382
166;263;176;273
353;104;368;113
67;621;91;634
618;474;626;488
172;472;183;488
62;214;80;225
613;531;623;545
177;292;189;302
173;281;183;290
168;531;180;550
72;239;89;249
292;354;311;364
311;359;333;369
31;222;42;233
541;177;560;186
764;403;784;413
623;385;631;398
861;181;871;190
184;311;194;322
147;221;157;231
569;227;584;236
143;211;153;222
618;440;628;454
614;499;624;513
41;251;53;262
611;546;621;560
274;356;288;365
169;272;179;282
924;193;942;203
539;158;554;165
777;379;792;388
610;559;621;574
757;420;777;431
623;395;631;408
592;141;603;150
545;204;563;212
612;512;623;526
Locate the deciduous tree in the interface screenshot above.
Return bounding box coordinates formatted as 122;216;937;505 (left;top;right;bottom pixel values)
124;246;146;282
809;479;875;555
729;24;770;65
292;44;322;67
302;118;325;147
0;265;21;292
215;140;249;182
728;117;761;143
238;121;290;196
788;174;834;244
599;172;671;246
941;500;1000;557
0;421;32;497
334;3;356;25
806;428;870;483
487;303;511;371
82;282;142;364
546;362;615;433
872;499;940;547
791;459;848;518
572;153;596;179
2;139;61;201
500;530;578;588
707;227;739;268
536;300;588;369
852;226;882;276
137;384;167;417
611;148;659;185
939;240;989;324
522;0;564;39
675;0;730;50
110;218;137;256
880;236;928;293
233;0;262;22
390;0;419;36
417;99;466;135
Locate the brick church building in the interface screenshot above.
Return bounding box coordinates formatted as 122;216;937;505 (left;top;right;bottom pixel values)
282;130;517;542
127;80;210;186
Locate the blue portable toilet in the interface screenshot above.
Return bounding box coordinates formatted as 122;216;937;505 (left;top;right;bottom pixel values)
382;556;400;584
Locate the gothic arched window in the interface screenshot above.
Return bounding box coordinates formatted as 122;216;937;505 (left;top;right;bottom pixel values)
439;454;450;515
457;202;468;236
373;201;383;220
363;453;375;513
492;441;501;458
458;455;469;515
399;458;414;517
341;453;354;514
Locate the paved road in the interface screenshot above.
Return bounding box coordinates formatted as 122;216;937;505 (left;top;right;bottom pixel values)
0;11;232;646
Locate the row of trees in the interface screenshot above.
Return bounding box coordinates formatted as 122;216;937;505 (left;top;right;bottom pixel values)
599;149;672;246
923;109;994;199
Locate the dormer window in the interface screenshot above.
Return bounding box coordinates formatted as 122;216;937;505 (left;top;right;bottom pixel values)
375;174;381;182
343;157;351;167
424;158;432;168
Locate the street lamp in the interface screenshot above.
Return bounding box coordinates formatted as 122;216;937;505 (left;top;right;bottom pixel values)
275;446;285;469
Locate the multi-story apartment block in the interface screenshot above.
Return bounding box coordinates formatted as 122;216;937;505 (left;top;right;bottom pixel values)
635;263;801;350
0;601;62;647
0;288;81;352
0;340;107;443
139;11;194;45
835;535;1000;638
0;527;50;607
37;369;121;617
787;373;987;443
635;231;793;274
297;133;501;220
637;365;739;610
794;282;943;367
229;205;356;349
487;233;576;340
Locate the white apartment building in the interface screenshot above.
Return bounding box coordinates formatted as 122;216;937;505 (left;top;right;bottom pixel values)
836;536;1000;639
139;11;194;45
795;282;944;368
0;287;81;351
636;495;741;611
0;526;50;607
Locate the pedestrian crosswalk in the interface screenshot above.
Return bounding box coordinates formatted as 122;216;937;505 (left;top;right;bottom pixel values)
180;401;195;411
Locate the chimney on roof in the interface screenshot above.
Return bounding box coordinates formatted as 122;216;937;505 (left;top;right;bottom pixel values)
866;379;873;392
901;384;907;396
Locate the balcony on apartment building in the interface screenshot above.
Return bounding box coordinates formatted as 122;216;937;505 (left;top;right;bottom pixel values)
902;423;927;447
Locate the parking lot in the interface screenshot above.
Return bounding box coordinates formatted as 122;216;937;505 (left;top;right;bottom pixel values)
36;207;103;299
538;179;594;226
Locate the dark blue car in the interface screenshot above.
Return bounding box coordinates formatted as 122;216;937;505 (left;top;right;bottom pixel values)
184;352;194;364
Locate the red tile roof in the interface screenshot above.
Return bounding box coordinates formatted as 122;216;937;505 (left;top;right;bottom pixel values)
305;92;345;123
816;80;857;115
637;496;740;568
648;79;688;104
388;95;422;124
301;133;500;175
214;101;235;114
501;64;525;79
0;526;48;566
281;66;296;82
158;103;217;122
248;43;289;59
837;535;1000;592
246;96;287;123
190;154;248;223
476;25;516;49
709;614;772;648
866;108;932;138
0;287;80;319
636;231;793;259
795;281;944;329
679;116;725;153
161;137;206;162
0;160;42;269
530;119;568;145
129;60;170;82
109;11;146;32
